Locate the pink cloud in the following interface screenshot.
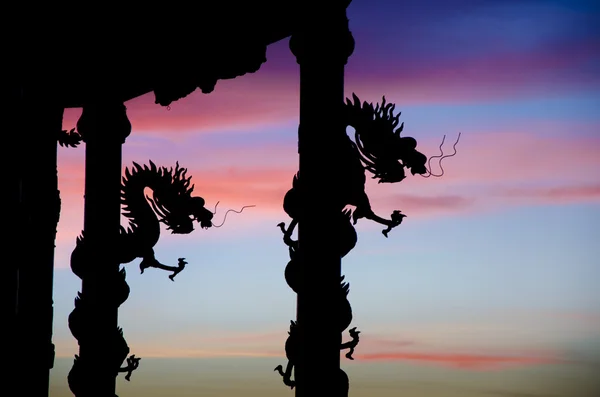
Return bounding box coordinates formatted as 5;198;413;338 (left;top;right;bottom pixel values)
59;36;599;137
415;132;600;185
56;160;294;218
497;184;600;204
504;309;600;328
376;193;475;218
62;76;300;136
355;351;561;370
357;337;416;350
53;161;296;269
53;324;586;365
52;128;600;250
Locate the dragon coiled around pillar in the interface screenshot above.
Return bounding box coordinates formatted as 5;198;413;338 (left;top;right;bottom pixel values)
275;93;459;394
70;160;216;281
68;160;219;395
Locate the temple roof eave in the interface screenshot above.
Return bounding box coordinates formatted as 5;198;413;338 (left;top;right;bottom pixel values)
17;4;297;108
54;30;292;108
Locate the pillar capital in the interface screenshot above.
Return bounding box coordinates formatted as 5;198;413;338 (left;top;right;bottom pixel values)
77;102;131;144
289;7;355;65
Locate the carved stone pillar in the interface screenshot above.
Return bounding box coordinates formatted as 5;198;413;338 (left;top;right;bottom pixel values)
68;103;131;397
4;86;22;396
8;91;62;397
289;2;355;396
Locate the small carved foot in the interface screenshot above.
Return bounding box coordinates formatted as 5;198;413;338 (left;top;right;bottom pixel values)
341;327;361;360
277;222;286;234
274;364;296;389
139;258;151;274
277;221;298;249
119;354;141;381
168;258;187;281
382;210;406;237
140;256;187;281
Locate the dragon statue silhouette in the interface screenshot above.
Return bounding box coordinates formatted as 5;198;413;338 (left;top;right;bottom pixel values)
274;93;460;393
61;127;252;394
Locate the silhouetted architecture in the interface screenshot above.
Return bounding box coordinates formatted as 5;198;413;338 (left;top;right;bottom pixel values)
6;2;461;397
7;4;295;396
274;39;461;397
67;155;216;395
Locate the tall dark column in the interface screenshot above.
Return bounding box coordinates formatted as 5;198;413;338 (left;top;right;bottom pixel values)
3;86;22;395
68;103;130;397
289;2;354;396
12;96;63;397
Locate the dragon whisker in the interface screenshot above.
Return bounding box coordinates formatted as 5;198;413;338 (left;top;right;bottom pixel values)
420;132;461;178
212;205;256;228
211;201;220;215
423;134;446;177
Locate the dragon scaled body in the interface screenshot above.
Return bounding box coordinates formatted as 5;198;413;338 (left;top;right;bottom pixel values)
57;128;83;148
275;93;458;392
70;160;214;280
279;93;431;250
68;158;215;393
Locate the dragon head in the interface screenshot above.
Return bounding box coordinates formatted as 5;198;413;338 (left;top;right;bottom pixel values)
189;196;214;230
141;161;214;234
154;195;213;234
344;93;429;183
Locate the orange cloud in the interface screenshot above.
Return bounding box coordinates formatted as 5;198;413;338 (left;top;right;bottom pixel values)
355;351;560;370
53;324;582;371
54;341;564;370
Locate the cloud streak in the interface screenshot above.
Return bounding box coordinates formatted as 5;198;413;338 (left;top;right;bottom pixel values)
497;184;600;204
62;77;300;136
348;38;600;103
355;351;561;370
54;333;565;372
53;128;600;251
60;31;599;136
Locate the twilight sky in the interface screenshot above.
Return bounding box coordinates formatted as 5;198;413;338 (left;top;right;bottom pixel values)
50;0;599;395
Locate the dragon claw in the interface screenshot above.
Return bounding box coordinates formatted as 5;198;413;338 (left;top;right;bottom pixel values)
139;261;149;274
119;354;141;381
341;327;361;360
274;364;295;389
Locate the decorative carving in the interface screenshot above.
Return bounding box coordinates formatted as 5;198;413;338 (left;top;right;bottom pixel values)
67;159;251;395
56;128;83;148
275;93;460;393
70;161;215;281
